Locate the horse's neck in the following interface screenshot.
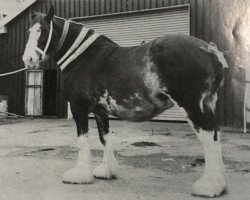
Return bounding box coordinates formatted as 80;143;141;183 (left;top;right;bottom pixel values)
53;17;118;67
54;17;83;61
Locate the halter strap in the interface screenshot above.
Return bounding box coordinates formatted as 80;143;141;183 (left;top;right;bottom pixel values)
55;20;70;52
60;33;100;71
32;16;100;71
35;20;53;61
57;27;89;65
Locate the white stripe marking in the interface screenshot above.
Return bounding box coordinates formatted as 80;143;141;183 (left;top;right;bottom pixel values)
22;23;41;66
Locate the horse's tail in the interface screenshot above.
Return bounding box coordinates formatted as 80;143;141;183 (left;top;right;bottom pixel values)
198;66;223;133
200;42;227;95
200;50;225;115
211;63;224;95
200;42;226;95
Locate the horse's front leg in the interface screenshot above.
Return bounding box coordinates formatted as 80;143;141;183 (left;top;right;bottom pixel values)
93;106;118;179
62;104;93;184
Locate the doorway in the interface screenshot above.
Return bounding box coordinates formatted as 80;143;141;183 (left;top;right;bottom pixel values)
43;70;57;116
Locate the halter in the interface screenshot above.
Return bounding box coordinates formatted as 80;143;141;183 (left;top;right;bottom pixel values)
34;17;100;70
55;18;100;71
1;17;98;77
35;20;53;61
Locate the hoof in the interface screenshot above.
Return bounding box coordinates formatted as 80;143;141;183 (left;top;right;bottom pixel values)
192;176;227;198
62;166;93;184
93;163;118;179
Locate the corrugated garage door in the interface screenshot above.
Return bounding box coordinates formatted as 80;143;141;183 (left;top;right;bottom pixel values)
73;6;189;121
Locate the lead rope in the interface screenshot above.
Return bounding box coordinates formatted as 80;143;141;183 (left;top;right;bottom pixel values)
0;67;28;77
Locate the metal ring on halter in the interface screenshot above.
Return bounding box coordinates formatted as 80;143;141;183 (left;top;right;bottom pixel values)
35;20;53;61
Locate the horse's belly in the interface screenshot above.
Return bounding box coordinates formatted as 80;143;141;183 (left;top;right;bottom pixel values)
98;91;173;121
112;106;167;121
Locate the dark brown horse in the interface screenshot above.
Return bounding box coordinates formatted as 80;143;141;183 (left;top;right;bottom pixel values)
23;6;228;198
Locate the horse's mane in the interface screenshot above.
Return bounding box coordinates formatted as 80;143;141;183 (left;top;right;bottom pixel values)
54;15;118;45
99;35;118;45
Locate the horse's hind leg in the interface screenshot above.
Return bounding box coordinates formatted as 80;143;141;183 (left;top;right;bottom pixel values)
93;107;118;179
182;93;226;197
62;103;93;184
192;128;226;197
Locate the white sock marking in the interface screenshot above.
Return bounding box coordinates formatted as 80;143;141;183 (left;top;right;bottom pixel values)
154;90;226;197
62;135;93;184
193;130;226;197
94;134;118;179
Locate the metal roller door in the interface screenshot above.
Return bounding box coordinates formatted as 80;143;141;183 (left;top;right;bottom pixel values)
72;6;189;121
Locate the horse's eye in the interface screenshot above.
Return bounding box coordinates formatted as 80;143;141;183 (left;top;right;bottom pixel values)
37;29;41;32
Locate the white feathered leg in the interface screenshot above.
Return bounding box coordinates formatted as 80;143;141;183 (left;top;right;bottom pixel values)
94;134;118;179
192;130;227;197
62;134;93;184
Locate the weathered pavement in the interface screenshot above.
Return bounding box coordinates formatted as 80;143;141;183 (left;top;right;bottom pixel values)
0;119;249;200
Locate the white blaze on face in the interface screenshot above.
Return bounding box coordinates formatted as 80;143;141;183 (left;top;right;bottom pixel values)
22;23;42;68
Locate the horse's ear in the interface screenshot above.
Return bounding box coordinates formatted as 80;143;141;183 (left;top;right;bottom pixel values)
45;6;54;22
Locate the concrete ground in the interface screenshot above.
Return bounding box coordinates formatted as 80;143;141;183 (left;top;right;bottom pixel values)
0;119;249;200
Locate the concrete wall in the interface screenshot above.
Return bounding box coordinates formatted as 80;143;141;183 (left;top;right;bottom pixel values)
210;0;250;127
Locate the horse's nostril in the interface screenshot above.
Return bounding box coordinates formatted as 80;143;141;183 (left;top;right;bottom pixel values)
29;57;33;62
